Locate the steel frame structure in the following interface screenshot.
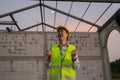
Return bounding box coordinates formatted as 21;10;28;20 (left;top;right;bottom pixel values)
0;0;119;32
42;0;120;3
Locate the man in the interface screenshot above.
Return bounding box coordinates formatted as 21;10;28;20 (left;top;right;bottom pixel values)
47;26;80;80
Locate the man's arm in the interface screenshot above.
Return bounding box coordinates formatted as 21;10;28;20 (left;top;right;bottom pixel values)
72;49;80;70
46;50;52;68
73;55;80;70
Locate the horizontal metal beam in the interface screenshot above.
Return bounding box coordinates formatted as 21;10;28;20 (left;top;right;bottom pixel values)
43;0;120;3
32;0;120;3
41;3;101;28
21;23;56;31
0;21;15;25
21;23;42;31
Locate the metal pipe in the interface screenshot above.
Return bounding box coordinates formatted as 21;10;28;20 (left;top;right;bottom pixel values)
21;23;42;31
40;0;120;3
10;14;21;31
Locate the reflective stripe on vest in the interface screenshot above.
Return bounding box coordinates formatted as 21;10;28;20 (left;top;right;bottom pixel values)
49;44;76;80
50;65;73;69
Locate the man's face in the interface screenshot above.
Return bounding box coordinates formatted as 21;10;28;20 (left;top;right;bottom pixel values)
57;29;68;40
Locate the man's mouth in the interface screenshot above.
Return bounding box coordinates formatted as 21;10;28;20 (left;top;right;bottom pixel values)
59;35;63;38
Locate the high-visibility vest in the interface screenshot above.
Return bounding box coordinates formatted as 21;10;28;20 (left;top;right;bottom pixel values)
49;44;76;80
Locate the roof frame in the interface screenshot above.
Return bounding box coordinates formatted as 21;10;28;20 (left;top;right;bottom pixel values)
43;23;57;29
10;14;21;31
0;4;39;18
0;21;15;25
21;23;42;31
39;0;44;32
43;0;120;3
87;3;112;32
98;8;120;32
53;1;58;27
64;2;73;26
0;3;101;31
21;22;56;31
74;2;91;32
0;0;119;32
42;3;101;28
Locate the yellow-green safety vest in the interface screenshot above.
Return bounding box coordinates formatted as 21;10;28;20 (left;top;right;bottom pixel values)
49;44;76;80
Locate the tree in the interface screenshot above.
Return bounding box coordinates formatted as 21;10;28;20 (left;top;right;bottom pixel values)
110;58;120;79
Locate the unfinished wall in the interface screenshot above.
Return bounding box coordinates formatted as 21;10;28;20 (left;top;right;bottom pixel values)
100;19;120;80
0;31;106;80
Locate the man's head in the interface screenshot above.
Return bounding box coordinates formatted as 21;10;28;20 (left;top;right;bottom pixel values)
57;26;70;40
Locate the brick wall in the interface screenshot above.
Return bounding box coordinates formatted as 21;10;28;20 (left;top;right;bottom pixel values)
0;31;106;80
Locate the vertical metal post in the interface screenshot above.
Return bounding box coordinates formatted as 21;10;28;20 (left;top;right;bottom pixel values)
39;0;47;80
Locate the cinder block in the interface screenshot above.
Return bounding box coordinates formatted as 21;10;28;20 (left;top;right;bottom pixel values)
0;61;11;72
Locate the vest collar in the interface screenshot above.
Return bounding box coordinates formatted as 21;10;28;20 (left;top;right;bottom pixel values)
59;43;69;47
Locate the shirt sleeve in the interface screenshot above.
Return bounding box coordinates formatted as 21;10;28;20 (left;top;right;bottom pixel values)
73;55;80;70
46;59;51;68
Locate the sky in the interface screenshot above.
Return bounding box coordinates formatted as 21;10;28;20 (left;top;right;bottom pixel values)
108;30;120;62
0;0;120;62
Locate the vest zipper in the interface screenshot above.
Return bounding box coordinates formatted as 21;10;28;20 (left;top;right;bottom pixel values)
60;54;62;80
59;45;67;80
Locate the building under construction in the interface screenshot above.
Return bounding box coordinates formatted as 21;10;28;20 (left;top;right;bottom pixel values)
0;0;120;80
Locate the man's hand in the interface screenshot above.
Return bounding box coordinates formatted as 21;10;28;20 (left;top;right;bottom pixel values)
46;50;52;62
72;49;78;61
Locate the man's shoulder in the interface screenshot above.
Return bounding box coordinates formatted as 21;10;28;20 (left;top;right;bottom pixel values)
51;43;59;48
68;43;75;46
68;44;76;49
51;43;58;46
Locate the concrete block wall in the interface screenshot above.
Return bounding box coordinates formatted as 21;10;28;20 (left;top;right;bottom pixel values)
100;19;120;80
0;32;44;56
0;32;45;80
0;31;107;80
